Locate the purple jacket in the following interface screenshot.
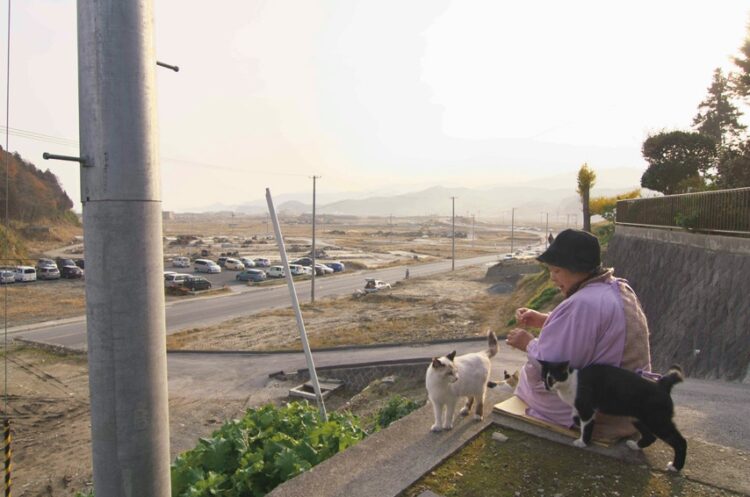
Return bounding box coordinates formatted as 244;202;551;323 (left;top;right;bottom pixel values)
515;278;627;427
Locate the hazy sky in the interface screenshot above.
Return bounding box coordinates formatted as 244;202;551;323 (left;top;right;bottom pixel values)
2;0;749;211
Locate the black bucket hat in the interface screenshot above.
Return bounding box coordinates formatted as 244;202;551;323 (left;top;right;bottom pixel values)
537;229;601;273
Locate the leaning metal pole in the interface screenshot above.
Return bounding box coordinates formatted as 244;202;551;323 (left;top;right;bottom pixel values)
266;188;327;420
78;1;171;495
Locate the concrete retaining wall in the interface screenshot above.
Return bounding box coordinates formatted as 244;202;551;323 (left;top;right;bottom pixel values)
605;226;750;382
296;358;430;391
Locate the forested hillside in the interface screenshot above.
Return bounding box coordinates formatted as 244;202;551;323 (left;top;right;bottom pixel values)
0;146;76;223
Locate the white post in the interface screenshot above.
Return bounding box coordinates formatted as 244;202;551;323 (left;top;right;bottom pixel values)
266;188;327;420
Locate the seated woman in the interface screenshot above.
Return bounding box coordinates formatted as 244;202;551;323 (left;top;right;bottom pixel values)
506;229;651;438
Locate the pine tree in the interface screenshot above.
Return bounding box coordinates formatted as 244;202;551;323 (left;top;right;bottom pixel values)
731;24;750;101
693;68;746;148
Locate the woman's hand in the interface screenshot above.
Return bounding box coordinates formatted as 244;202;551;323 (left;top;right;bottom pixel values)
506;328;534;352
515;308;548;328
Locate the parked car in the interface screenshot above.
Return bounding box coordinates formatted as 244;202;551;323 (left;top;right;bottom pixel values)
224;258;245;270
253;258;270;267
75;259;85;269
314;263;334;276
172;256;190;268
56;258;76;269
182;276;212;291
289;264;306;276
0;270;14;284
292;257;313;267
364;278;390;293
239;257;256;268
38;266;61;280
15;266;37;282
36;258;57;271
165;272;191;288
327;261;345;272
236;269;267;282
194;259;221;273
217;256;228;267
267;265;285;278
61;265;84;279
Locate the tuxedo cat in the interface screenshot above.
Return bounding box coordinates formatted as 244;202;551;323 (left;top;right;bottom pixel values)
426;331;498;432
539;360;687;471
487;370;519;390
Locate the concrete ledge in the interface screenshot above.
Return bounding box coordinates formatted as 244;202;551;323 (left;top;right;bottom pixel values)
615;224;750;255
268;387;514;497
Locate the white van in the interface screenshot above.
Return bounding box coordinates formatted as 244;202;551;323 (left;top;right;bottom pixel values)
15;266;37;282
172;256;190;268
194;259;221;273
267;265;285;278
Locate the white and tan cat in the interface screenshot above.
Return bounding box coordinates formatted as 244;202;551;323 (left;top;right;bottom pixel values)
425;331;498;432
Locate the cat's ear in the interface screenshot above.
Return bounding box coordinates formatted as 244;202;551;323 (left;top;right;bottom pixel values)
537;359;549;368
503;370;510;380
561;361;571;372
447;351;456;362
431;357;443;368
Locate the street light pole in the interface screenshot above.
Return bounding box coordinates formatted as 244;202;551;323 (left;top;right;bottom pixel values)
511;208;516;255
311;175;320;303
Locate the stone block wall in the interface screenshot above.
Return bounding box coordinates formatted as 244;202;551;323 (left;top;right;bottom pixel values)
605;226;750;382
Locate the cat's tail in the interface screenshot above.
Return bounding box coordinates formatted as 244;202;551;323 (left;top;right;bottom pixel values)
658;364;684;393
486;330;498;358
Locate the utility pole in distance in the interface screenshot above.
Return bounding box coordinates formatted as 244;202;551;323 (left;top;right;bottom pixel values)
311;175;320;303
451;197;456;270
78;0;171;495
511;208;516;256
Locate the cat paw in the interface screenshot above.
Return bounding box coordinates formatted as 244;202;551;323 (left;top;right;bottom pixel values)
573;439;587;448
442;423;453;431
473;414;483;422
666;462;680;472
459;407;469;416
626;440;641;451
430;424;442;432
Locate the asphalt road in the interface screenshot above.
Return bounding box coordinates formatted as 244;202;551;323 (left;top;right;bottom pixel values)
13;254;502;349
168;341;750;453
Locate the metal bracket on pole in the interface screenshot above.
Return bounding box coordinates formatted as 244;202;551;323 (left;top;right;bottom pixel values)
266;188;327;421
156;61;179;72
43;152;90;167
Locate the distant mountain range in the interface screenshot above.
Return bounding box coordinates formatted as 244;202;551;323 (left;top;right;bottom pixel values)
186;167;645;220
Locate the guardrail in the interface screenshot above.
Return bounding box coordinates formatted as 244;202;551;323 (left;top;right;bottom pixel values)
615;187;750;236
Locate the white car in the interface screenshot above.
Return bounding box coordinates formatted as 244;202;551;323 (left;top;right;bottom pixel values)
289;264;305;276
0;270;14;284
172;256;190;268
37;266;61;280
15;266;37;282
267;265;285;278
240;257;256;268
165;272;191;288
364;279;390;293
224;258;245;270
194;259;221;273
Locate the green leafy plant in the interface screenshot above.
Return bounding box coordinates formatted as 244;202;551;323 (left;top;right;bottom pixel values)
675;211;699;230
170;402;365;497
374;395;423;430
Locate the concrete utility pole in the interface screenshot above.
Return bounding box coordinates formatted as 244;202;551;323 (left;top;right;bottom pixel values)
511;208;516;255
78;1;171;495
451;197;456;271
311;175;319;303
545;212;549;248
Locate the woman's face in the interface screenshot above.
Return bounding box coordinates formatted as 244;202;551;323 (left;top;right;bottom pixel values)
548;265;589;295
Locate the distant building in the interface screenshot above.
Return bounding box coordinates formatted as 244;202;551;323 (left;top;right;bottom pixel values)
162;211;175;221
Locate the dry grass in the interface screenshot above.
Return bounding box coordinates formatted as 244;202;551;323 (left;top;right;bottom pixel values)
166;264;541;352
3;280;86;327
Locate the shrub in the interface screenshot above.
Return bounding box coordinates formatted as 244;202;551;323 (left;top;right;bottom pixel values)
374;395;423;430
171;402;365;496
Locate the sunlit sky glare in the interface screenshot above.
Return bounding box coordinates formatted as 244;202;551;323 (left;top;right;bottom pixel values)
2;0;749;211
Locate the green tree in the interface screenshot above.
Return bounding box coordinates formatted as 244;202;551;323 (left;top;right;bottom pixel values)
693;68;746;148
576;163;596;232
640;131;717;194
717;141;750;188
731;22;750;101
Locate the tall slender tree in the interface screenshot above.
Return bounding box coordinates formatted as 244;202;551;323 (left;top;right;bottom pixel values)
577;163;596;232
731;24;750;102
693;68;746;148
